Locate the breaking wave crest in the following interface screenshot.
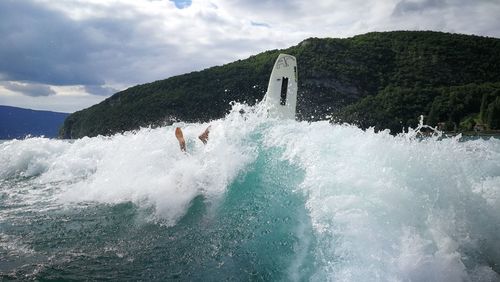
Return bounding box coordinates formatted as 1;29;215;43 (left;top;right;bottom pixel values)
1;103;500;281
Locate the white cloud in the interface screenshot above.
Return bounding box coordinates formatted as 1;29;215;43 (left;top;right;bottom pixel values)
1;0;499;112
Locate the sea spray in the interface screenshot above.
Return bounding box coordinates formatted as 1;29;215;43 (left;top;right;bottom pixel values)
1;103;500;281
264;119;500;281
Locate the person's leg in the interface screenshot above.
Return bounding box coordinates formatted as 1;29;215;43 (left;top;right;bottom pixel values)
175;127;186;152
198;125;211;145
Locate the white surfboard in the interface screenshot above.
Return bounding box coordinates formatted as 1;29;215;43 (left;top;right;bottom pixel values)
263;53;298;119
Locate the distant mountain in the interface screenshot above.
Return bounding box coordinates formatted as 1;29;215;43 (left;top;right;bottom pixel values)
60;31;500;138
0;105;69;139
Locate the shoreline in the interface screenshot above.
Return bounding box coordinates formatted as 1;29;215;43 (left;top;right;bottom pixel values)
443;130;500;137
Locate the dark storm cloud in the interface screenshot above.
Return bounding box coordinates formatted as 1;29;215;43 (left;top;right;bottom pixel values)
0;0;180;96
2;81;56;97
0;0;103;86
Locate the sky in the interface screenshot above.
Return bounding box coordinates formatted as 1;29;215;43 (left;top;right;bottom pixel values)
0;0;499;113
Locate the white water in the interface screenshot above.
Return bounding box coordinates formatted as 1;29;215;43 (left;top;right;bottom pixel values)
266;121;500;281
1;103;500;281
1;103;262;226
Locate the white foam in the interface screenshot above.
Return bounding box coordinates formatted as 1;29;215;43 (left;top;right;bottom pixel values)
1;103;263;226
1;103;500;279
264;121;500;281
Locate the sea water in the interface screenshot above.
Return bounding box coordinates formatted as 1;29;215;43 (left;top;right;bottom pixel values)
1;103;499;281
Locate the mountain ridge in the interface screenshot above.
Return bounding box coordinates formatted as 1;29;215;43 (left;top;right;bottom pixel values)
0;105;69;139
60;31;500;138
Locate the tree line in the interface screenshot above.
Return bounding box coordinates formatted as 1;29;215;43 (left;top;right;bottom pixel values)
60;31;500;138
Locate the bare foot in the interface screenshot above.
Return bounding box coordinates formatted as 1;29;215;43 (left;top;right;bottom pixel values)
175;127;186;152
198;125;211;145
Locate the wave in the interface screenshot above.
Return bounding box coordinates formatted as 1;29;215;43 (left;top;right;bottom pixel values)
1;103;500;281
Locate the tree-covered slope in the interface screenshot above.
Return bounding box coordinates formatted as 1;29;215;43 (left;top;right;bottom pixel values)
60;31;500;138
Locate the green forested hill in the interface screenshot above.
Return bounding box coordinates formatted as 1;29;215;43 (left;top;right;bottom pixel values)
60;31;500;138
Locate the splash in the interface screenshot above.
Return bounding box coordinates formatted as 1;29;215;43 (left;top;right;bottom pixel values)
402;115;443;139
1;103;500;281
264;118;500;281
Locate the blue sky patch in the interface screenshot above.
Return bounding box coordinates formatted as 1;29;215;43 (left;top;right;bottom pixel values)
170;0;192;9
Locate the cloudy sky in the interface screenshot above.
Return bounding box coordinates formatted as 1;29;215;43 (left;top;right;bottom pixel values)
1;0;499;113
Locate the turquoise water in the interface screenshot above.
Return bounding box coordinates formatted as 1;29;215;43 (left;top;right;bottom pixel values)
1;104;500;281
